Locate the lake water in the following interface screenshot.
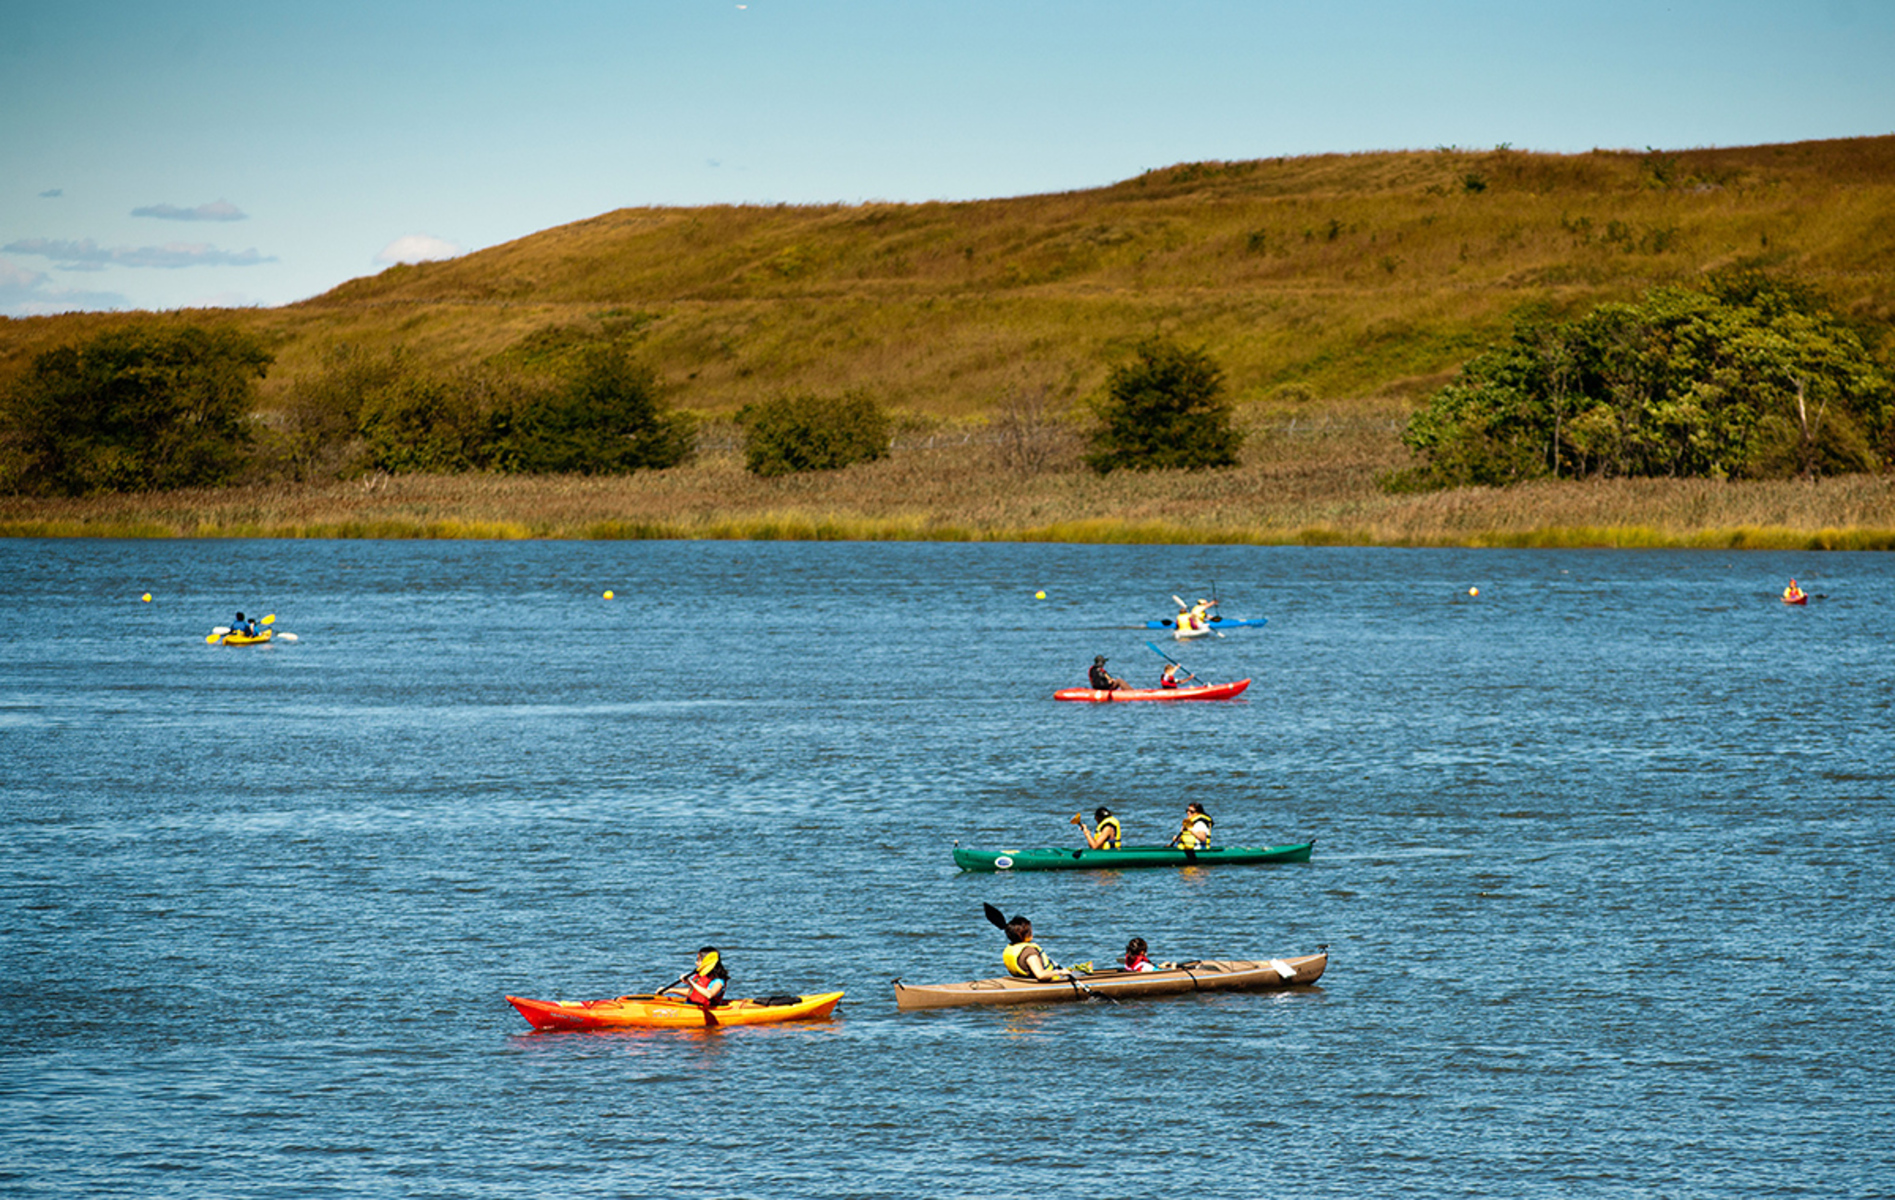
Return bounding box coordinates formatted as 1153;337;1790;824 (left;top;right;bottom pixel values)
3;538;1891;1198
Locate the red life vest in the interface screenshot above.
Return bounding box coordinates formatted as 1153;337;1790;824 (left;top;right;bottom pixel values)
686;972;726;1007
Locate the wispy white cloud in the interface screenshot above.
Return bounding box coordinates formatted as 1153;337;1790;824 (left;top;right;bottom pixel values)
2;237;277;269
374;233;463;265
132;199;248;222
0;256;129;316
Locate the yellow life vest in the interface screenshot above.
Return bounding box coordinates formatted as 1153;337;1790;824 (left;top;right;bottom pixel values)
1097;815;1122;849
1003;939;1044;978
1177;812;1213;849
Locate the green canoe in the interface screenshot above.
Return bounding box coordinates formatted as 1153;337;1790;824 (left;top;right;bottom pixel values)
952;841;1314;872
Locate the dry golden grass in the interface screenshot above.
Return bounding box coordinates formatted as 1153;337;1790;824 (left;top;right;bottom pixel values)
6;137;1893;418
7;405;1892;548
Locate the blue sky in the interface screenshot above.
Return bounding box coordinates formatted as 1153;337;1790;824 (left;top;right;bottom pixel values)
3;0;1890;317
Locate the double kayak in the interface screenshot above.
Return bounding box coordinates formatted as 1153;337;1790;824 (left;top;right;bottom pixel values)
1055;678;1250;702
1145;616;1268;631
954;841;1314;872
213;629;273;646
893;953;1327;1011
507;990;844;1030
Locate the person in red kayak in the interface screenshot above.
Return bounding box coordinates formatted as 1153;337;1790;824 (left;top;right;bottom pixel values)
661;947;729;1008
1088;655;1127;691
1159;663;1188;689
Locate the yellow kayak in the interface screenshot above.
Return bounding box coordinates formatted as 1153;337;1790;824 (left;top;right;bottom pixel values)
507;990;844;1030
214;629;274;646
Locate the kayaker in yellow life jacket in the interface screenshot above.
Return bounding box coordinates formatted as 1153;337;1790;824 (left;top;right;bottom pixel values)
1171;802;1213;850
661;946;729;1007
1002;916;1065;981
1072;806;1122;849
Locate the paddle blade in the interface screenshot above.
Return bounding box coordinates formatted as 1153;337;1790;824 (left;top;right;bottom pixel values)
205;632;221;644
262;614;276;625
982;902;1008;931
276;632;298;642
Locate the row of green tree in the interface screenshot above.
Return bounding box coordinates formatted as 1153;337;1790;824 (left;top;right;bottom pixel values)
0;321;1244;495
13;276;1882;498
0;323;702;496
1393;274;1893;488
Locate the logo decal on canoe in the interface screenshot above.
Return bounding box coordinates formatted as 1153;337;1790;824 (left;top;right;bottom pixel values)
994;855;1014;870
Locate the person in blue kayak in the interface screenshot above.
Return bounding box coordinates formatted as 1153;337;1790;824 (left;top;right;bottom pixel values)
1088;655;1127;691
1002;915;1067;982
1072;806;1122;849
660;946;729;1008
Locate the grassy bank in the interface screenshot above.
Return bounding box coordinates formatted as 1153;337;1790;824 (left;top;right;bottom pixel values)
5;137;1894;546
5;138;1894;420
7;404;1892;548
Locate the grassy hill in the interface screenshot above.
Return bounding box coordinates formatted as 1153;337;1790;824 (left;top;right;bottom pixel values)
4;136;1894;545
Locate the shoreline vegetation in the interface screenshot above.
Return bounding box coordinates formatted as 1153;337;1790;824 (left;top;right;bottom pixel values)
6;414;1893;548
6;137;1894;547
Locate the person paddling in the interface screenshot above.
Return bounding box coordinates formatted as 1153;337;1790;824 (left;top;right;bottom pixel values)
1171;802;1213;850
1088;655;1127;691
1072;806;1122;849
660;946;730;1008
1002;915;1068;982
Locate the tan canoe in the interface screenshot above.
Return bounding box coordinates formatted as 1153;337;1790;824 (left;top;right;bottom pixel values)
892;952;1327;1011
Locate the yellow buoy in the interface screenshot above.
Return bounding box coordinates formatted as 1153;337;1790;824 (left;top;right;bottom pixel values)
141;593;152;602
603;590;615;600
1469;587;1479;597
1035;591;1046;600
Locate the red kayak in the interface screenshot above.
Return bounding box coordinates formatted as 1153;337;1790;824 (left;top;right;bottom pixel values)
1054;678;1251;702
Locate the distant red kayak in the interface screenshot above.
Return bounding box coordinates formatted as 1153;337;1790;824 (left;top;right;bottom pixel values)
1783;591;1808;606
1054;678;1251;702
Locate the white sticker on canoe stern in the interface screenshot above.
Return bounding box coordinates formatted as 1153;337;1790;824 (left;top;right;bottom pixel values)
993;855;1014;870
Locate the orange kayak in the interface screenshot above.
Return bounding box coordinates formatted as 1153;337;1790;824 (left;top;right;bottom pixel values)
507;990;843;1030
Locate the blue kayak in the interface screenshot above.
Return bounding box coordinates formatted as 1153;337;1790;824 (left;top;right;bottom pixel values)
1144;615;1268;630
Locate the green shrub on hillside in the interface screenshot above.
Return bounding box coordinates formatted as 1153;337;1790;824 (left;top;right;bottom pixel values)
358;374;496;474
1391;275;1893;489
738;392;890;477
0;320;270;495
1085;338;1242;473
265;343;409;481
502;348;693;474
